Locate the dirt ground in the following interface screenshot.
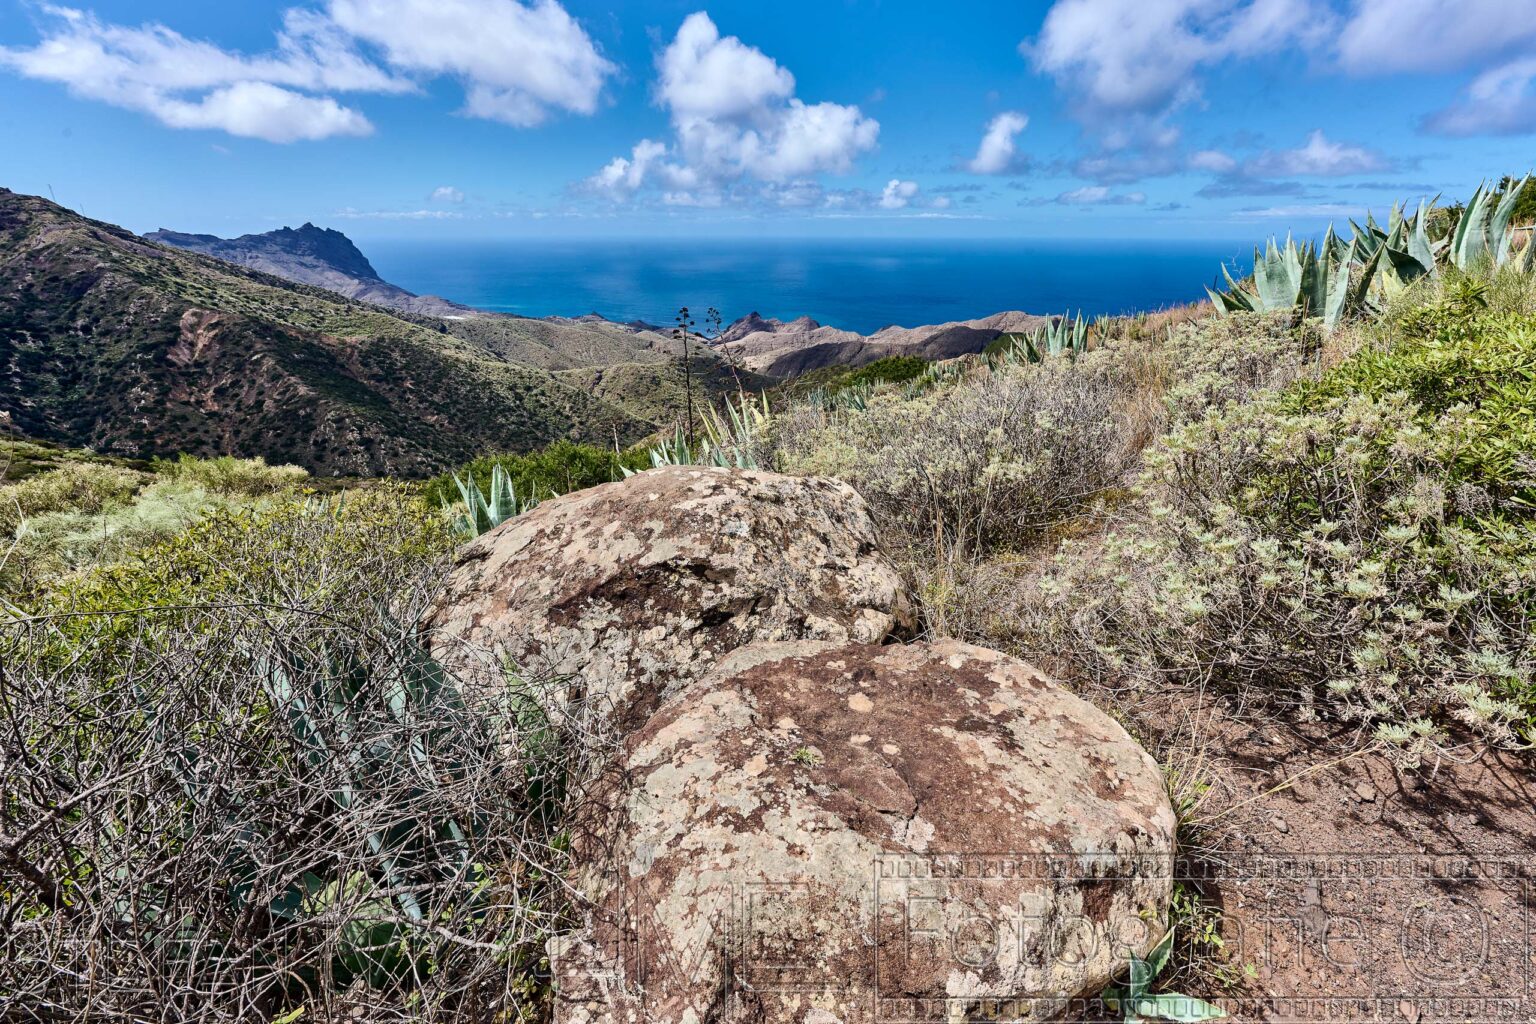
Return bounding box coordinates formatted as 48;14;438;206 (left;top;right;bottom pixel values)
1117;685;1536;1024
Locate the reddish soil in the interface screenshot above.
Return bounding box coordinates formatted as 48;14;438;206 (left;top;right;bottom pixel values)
1116;686;1536;1024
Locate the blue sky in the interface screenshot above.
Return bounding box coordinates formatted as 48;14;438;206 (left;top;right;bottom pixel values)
1;0;1533;241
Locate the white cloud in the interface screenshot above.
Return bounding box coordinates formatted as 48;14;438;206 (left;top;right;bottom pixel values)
326;0;613;126
0;0;614;141
430;185;465;203
1424;57;1536;136
159;81;372;141
1189;149;1237;173
1027;0;1322;122
1337;0;1536;76
879;179;919;209
589;12;878;202
657;9;792;121
966;111;1029;174
1242;130;1387;177
1055;186;1146;205
0;6;390;141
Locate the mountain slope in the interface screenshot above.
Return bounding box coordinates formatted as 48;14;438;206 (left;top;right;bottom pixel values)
144;223;474;318
718;310;1047;377
146;223;699;371
0;188;648;476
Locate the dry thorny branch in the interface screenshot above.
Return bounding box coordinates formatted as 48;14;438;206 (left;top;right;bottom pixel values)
0;581;621;1023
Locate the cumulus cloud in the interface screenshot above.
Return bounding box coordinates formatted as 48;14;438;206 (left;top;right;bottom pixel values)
1337;0;1536;76
1241;130;1388;177
588;12;878;203
430;185;466;203
1026;0;1321;123
326;0;612;126
0;0;614;141
879;179;919;209
1188;149;1237;174
966;111;1029;174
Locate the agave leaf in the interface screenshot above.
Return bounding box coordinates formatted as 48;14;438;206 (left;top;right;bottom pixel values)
1405;197;1437;274
1205;285;1247;314
1321;250;1351;329
1452;180;1494;269
1376;244;1431;302
1252;236;1303;311
1493;173;1531;265
1144;928;1176;979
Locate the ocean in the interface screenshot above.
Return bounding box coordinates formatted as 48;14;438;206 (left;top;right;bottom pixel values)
366;238;1252;335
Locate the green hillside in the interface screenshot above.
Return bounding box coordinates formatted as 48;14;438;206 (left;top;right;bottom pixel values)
0;188;651;476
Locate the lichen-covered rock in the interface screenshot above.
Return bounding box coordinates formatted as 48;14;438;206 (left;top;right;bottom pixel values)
554;640;1177;1024
422;466;914;732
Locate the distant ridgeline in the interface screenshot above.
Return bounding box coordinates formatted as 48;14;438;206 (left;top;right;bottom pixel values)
0;187;1060;476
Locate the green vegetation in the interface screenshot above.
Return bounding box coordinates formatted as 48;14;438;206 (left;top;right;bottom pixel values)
1208;181;1536;328
5;176;1536;1020
756;185;1536;754
1101;928;1226;1023
423;439;648;509
0;450;311;598
4;489;582;1020
988;311;1090;365
0;189;650;476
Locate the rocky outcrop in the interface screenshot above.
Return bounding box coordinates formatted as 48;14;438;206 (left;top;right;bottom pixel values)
422;466;915;732
553;640;1177;1024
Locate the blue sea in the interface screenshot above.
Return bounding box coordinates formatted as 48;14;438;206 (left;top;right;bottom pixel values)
367;239;1252;335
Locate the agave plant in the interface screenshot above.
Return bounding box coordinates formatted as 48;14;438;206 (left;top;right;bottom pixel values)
443;463;537;538
636;391;771;472
991;312;1089;367
1101;927;1226;1023
1207;232;1368;330
1449;175;1533;270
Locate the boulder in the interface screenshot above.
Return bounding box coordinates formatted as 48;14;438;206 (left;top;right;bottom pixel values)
422;467;914;732
553;640;1177;1024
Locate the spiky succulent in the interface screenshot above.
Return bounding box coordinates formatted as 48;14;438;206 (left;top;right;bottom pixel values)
1450;175;1533;270
991;312;1089;366
1206;232;1365;330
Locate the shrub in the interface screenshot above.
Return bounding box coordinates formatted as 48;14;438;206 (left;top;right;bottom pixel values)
3;480;228;596
0;460;147;536
1;488;599;1021
1027;359;1533;751
772;351;1143;561
838;355;930;389
36;483;454;624
1292;283;1536;513
150;453;310;496
1160;311;1323;426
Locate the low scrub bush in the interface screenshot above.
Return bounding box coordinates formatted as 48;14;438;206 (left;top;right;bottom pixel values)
1021;290;1535;751
3;480;227;596
1160;311;1324;426
0;460;147;536
2;485;597;1022
150;452;310;495
772;351;1143;560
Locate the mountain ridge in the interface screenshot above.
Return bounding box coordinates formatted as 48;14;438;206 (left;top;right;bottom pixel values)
1;189;650;476
144;222;477;318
